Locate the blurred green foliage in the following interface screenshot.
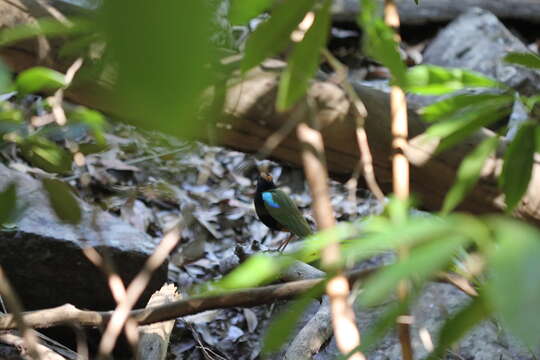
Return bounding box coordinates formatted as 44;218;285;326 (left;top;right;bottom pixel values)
229;0;272;25
359;0;407;86
441;136;499;214
99;0;219;139
276;0;331;110
42;178;82;224
241;0;315;72
0;183;16;226
504;51;540;70
16;67;66;95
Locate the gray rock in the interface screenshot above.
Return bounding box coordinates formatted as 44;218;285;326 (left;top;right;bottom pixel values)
316;282;537;359
0;163;167;311
423;7;540;96
332;0;540;25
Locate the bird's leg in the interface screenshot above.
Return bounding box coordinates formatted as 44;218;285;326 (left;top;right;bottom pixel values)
277;233;294;252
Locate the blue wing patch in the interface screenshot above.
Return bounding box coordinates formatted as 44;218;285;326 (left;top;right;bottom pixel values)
262;192;280;208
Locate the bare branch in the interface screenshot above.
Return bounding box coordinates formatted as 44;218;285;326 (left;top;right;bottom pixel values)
321;48;385;202
97;226;181;358
296;122;365;359
384;0;414;358
0;332;66;360
0;269;475;331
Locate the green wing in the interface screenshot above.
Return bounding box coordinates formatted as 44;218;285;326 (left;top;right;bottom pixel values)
263;189;313;238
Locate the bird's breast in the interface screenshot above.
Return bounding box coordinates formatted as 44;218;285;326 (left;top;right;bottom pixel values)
254;192;287;231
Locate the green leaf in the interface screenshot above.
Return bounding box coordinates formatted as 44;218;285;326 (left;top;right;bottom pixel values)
359;234;469;307
42;179;82;225
0;183;16;226
20;137;73;174
0;60;12;93
78;143;108;155
59;33;102;58
524;94;540;112
341;216;457;265
69;106;108;145
216;254;295;290
358;0;407;86
0;18;93;46
427;295;490;360
15;67;66;95
263;281;326;353
293;222;355;263
441;136;500;214
241;0;315;72
504;52;540;70
426;95;513;152
536;125;540;154
486;217;540;348
385;196;411;225
229;0;273;25
499;122;536;212
276;0;331;110
419;93;504;123
406;65;504;95
0;101;23;127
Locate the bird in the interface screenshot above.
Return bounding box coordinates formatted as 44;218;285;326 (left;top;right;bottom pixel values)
254;172;312;250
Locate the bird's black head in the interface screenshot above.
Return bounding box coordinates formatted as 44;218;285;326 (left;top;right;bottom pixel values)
257;172;276;192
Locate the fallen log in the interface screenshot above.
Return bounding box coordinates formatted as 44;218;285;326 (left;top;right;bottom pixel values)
220;69;540;223
1;1;540;225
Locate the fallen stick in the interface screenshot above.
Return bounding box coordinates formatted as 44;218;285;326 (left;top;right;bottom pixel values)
0;268;475;331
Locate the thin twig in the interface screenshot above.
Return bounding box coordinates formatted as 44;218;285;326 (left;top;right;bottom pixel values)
1;298;80;360
0;295;6;312
0;333;66;360
51;57;84;126
0;268;475;331
384;0;413;359
2;0;29;13
34;0;72;26
321;48;385;202
62;146;190;183
97;226;181;358
256;114;301;160
71;325;89;360
84;208;141;356
84;248;140;356
188;322;228;360
296;120;365;360
126;147;191;165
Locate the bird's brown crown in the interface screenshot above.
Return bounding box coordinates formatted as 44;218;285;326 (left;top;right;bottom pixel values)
260;172;273;182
